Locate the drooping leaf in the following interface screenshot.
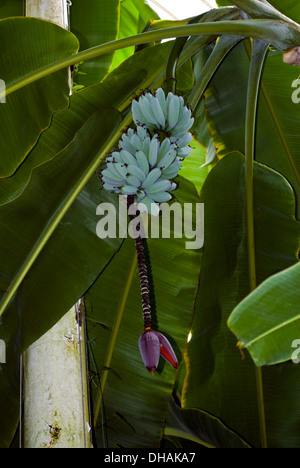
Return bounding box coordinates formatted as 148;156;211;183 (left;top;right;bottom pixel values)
202;41;300;217
0;17;79;177
228;262;300;366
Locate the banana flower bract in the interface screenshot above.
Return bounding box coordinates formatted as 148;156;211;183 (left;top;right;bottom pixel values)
138;328;178;374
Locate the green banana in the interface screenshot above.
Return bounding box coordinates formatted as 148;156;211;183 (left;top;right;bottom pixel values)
135;150;150;176
141;168;162;189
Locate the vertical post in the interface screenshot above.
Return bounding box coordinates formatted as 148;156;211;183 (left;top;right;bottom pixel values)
24;307;91;448
23;0;91;449
26;0;68;28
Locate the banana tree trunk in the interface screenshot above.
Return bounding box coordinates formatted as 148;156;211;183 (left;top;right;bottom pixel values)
24;306;91;448
23;0;91;449
26;0;69;28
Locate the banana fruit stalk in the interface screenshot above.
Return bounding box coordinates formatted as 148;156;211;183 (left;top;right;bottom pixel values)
101;88;194;215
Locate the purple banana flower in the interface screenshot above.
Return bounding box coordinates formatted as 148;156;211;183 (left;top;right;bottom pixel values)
138;328;178;374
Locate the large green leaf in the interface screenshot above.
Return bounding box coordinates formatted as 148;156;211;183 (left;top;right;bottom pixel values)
0;0;23;18
0;40;184;448
4;16;300;103
86;177;202;448
180;140;210;194
0;18;79;177
228;262;300;366
202;41;300;217
0;69;144;206
183;152;300;447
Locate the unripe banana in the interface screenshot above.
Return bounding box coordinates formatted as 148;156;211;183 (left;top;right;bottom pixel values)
167;93;180;130
102;166;124;182
142;168;162;188
136;189;146;201
161;160;182;179
150;191;172;203
136;125;148;141
138;195;159;216
110;151;123;164
157;149;177;170
149;137;159;167
172;112;194;136
156;88;167;119
102;174;123;186
132;99;146;126
120;185;138;195
114;163;129;179
102;88;193;206
120;149;137;166
126;174;142;187
147;93;165;128
157;138;173;163
176;133;193;148
135;150;150;176
127;164;147;182
103;183;121;192
139;96;159;127
145;179;171;194
177;146;192;158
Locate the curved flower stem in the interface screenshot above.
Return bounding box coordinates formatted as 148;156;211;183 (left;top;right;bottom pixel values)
127;195;152;330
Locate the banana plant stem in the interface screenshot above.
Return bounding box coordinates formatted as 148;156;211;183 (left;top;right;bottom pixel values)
127;195;152;330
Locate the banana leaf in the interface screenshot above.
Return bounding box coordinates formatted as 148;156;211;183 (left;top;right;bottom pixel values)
228;262;300;366
183;152;300;448
0;18;79;177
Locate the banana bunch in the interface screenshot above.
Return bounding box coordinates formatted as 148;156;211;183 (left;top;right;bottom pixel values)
132;88;194;158
101;88;194;215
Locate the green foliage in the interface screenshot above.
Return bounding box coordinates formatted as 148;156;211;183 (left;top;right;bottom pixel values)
0;0;299;449
0;18;78;176
228;262;300;366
